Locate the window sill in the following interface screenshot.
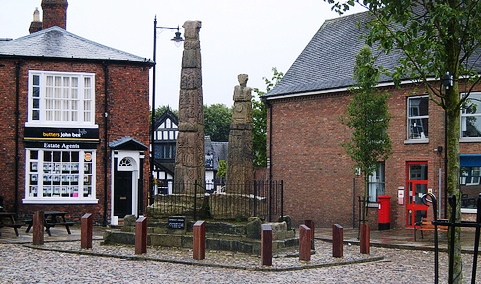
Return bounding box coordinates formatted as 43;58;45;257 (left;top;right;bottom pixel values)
25;122;99;128
22;198;99;204
460;138;481;143
461;208;477;214
404;138;429;144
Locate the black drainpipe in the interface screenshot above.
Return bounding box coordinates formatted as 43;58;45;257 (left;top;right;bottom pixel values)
14;60;22;214
102;62;109;226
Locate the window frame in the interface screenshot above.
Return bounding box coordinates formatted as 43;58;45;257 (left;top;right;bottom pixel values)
460;92;481;142
23;148;98;204
460;166;481;186
368;162;386;204
406;95;429;142
27;70;96;127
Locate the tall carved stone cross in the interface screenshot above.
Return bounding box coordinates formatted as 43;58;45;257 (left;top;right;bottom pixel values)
174;21;205;190
226;74;254;192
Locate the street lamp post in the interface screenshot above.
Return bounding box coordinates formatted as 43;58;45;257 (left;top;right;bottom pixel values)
440;71;453;218
151;16;183;203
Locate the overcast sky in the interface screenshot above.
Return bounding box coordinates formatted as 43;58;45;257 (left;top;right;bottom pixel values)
1;0;364;109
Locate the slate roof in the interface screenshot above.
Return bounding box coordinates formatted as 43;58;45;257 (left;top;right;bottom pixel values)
265;11;395;98
211;142;228;161
109;136;148;150
0;26;152;64
205;137;228;171
266;10;481;99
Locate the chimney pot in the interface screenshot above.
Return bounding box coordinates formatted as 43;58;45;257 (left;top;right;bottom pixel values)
29;7;43;34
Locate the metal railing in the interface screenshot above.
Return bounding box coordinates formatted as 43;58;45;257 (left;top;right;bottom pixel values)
422;192;481;284
146;180;283;222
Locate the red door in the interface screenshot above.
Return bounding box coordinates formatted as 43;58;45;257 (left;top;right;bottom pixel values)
406;162;429;227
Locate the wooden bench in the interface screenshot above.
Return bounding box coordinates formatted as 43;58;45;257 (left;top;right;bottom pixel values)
25;219;74;236
0;222;23;236
0;212;23;236
414;218;448;241
46;221;74;235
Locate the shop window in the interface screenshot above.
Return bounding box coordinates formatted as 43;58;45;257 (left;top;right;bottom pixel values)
28;71;95;126
460;155;481;209
407;96;429;140
24;149;97;204
368;162;385;203
461;92;481;140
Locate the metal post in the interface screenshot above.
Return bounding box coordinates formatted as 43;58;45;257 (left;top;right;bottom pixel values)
253;181;257;217
194;180;198;220
280;180;284;220
268;180;273;222
448;195;456;284
471;194;481;283
352;178;356;229
422;193;440;284
150;17;158;205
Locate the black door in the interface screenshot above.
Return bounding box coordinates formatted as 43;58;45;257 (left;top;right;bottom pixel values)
114;171;132;218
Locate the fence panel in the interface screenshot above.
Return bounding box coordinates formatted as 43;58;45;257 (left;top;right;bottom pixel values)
146;180;283;221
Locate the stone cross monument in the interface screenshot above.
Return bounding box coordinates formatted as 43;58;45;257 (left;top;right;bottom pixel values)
226;74;254;190
174;20;205;189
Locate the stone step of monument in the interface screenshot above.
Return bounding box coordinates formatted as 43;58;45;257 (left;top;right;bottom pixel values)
103;229;299;255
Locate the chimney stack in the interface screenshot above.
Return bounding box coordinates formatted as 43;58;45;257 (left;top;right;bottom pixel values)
29;8;43;34
41;0;68;30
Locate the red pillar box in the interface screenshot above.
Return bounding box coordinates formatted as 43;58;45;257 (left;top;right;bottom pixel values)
377;195;391;230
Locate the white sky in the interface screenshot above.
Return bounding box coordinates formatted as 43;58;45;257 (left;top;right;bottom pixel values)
0;0;364;109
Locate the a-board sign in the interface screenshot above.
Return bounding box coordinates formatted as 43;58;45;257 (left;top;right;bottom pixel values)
168;216;185;230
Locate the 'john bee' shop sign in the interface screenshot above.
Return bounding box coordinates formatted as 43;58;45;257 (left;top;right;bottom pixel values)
24;127;99;148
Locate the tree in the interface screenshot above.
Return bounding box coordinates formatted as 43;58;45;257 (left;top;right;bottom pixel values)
153;104;232;142
253;67;284;167
342;46;391;223
326;1;481;281
204;104;232;142
217;160;227;179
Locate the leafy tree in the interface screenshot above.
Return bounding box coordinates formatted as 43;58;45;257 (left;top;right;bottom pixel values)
153;104;232;142
204;104;232;142
253;68;284;167
217;160;227;179
326;1;481;281
342;46;391;223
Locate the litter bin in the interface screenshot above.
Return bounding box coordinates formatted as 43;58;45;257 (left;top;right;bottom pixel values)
377;195;391;230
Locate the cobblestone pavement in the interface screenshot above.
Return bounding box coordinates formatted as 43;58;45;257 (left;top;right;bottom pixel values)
0;238;480;283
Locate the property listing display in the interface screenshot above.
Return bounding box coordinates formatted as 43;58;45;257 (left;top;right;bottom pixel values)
27;149;95;199
23;126;99;203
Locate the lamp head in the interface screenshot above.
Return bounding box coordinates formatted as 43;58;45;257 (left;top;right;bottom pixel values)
441;72;453;89
171;27;184;47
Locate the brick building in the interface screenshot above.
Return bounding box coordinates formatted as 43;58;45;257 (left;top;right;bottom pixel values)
0;0;153;225
264;11;481;228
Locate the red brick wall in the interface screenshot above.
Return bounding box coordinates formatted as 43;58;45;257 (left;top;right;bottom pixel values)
267;83;481;228
0;58;150;224
0;59;19;213
41;0;68;30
